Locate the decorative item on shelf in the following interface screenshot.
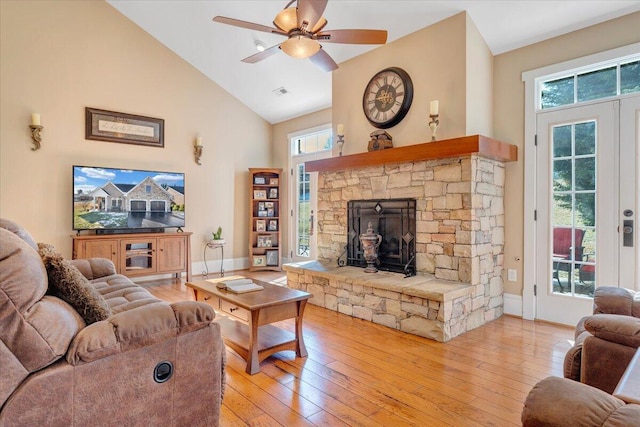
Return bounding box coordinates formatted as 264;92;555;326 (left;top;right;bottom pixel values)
265;250;279;266
336;123;345;156
268;187;278;199
254;176;266;185
29;113;43;151
209;226;224;245
429;100;440;141
359;221;382;273
256;220;266;232
367;130;393;152
257;235;273;248
194;136;204;165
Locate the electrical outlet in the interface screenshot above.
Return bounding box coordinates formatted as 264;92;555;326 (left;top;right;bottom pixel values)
507;269;517;282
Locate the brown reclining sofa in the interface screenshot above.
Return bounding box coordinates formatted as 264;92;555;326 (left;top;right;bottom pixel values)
0;219;225;426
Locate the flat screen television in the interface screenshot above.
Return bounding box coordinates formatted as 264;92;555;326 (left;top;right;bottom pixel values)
73;165;185;233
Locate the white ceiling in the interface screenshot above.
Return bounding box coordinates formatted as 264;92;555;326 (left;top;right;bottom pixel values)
107;1;640;124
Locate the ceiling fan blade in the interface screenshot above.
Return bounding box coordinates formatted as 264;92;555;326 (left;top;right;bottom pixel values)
296;0;328;31
213;16;287;36
241;44;282;64
316;29;388;45
309;47;338;72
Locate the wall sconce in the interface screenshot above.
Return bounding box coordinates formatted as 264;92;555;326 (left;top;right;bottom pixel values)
29;113;43;151
428;100;439;141
336;123;345;156
194;136;203;165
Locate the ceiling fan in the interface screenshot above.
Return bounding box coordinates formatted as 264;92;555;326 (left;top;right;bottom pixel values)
212;0;387;72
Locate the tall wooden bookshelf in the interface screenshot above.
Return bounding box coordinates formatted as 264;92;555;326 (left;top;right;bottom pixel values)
249;168;282;271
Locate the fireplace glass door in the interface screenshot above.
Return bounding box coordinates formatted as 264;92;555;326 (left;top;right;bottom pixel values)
347;199;416;276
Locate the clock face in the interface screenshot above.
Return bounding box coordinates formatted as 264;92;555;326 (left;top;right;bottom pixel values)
362;67;413;129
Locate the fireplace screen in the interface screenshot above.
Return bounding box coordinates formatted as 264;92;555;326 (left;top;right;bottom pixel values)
347;198;416;276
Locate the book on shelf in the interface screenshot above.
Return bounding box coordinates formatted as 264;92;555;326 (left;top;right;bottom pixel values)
210;277;263;293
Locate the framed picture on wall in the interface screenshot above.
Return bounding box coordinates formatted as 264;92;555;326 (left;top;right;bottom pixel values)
85;108;164;148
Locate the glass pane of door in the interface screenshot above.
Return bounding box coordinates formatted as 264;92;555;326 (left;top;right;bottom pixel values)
296;163;311;258
551;121;597;297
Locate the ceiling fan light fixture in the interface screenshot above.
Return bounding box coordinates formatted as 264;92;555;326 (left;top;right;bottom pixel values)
254;40;266;52
310;17;328;33
273;8;298;32
281;36;320;59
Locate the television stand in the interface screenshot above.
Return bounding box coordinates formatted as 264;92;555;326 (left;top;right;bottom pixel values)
71;232;191;281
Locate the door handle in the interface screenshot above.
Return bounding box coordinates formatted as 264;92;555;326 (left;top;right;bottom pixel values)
309;210;314;237
623;219;633;247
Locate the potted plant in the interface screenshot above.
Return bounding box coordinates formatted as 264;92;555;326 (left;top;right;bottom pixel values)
210;226;225;245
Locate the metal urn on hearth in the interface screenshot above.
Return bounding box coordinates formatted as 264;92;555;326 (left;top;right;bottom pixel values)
359;222;383;273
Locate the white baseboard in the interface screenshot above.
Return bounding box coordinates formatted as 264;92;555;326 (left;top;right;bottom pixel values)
192;257;250;278
503;293;523;317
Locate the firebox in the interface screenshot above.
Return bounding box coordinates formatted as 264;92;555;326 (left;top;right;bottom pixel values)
346;198;416;276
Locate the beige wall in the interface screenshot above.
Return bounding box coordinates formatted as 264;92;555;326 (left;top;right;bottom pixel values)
0;0;271;267
465;13;493;136
332;13;469;153
271;108;332;259
495;11;640;296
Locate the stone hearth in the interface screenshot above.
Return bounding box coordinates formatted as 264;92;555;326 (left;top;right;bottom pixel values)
284;135;516;342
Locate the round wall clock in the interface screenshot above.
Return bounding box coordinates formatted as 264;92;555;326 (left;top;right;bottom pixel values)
362;67;414;129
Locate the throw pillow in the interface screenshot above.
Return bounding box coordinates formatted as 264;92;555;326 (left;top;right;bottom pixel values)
38;244;112;324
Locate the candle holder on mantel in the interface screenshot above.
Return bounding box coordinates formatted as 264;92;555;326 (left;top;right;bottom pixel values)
29;125;43;151
428;114;439;141
359;221;382;273
336;134;345;156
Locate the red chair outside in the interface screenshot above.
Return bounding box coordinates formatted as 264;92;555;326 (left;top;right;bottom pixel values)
552;227;585;290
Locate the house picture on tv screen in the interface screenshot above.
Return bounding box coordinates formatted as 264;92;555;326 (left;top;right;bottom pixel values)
73;166;185;230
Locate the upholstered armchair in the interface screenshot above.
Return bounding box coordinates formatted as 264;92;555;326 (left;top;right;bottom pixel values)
522;376;640;426
564;286;640;394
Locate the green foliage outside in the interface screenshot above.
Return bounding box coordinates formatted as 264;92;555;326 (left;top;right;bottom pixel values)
541;60;639;109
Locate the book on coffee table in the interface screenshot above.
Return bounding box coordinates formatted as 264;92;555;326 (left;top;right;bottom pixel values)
210;278;263;293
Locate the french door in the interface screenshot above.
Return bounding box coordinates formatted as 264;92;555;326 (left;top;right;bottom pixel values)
290;152;329;262
535;96;639;325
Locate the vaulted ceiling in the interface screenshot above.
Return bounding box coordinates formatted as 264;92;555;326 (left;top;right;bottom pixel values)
107;1;640;124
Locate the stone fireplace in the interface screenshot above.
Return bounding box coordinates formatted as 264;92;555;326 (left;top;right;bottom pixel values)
283;135;517;342
346;198;416;276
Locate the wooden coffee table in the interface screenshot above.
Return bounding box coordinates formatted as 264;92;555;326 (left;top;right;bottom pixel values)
186;276;312;374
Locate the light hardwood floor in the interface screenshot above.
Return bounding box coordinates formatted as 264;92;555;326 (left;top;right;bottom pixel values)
140;271;574;427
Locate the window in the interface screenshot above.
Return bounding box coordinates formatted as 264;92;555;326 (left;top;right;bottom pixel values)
293;128;332;156
540;58;640;109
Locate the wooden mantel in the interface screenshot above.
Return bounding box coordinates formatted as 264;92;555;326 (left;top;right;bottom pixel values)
306;134;517;173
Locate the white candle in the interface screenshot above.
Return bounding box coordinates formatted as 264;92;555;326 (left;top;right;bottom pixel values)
430;100;439;116
195;136;203;147
31;113;41;126
336;124;344;136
